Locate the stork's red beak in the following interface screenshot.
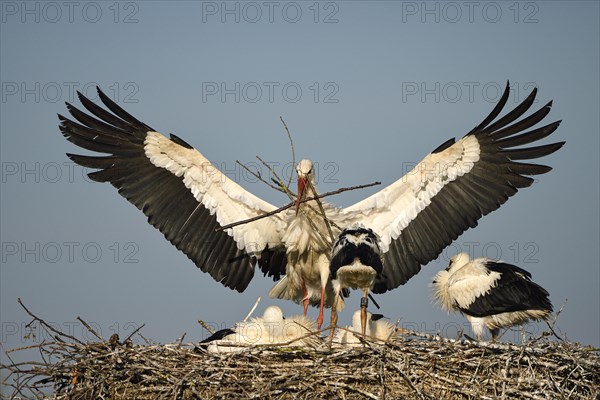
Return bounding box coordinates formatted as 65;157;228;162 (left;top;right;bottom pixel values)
295;177;307;214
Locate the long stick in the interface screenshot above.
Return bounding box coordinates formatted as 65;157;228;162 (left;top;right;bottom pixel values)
18;298;84;345
280;116;296;190
308;180;335;244
215;181;381;231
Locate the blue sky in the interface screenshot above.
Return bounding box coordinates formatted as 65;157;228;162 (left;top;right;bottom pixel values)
1;1;598;380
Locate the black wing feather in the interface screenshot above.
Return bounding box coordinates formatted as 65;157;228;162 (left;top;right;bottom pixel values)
59;87;286;292
460;262;553;317
373;82;564;293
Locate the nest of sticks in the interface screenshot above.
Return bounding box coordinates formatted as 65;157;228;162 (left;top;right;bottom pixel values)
2;300;599;400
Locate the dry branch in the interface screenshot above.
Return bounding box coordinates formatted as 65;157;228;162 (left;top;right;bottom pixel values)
279;116;296;190
236;160;287;194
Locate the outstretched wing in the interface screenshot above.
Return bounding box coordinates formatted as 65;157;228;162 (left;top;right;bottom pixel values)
343;82;564;293
58;88;288;292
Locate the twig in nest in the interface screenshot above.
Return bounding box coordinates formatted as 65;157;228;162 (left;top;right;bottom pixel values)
177;333;187;347
243;297;261;323
547;298;568;341
330;381;379;400
391;363;428;400
122;323;146;343
76;317;103;341
216;181;381;231
198;320;215;335
17;298;84;345
544;321;565;342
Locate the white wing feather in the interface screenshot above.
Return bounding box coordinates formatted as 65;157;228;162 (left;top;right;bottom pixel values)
145;131;287;256
445;259;501;310
341;135;480;253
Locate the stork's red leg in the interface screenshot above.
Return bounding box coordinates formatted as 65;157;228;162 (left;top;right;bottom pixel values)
302;279;309;316
317;286;325;330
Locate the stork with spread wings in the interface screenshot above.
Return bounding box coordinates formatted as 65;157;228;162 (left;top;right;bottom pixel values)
58;81;563;328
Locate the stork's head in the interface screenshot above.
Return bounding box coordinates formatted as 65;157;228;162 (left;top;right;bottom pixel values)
295;159;314;213
432;252;471;286
432;254;472;312
447;252;471;272
262;306;284;323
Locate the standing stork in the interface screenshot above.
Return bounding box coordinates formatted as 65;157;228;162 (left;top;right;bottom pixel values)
432;253;553;341
58;82;563;329
329;225;383;338
269;158;343;327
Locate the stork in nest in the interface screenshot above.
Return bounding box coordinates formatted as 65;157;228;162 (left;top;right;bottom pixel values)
432;252;553;341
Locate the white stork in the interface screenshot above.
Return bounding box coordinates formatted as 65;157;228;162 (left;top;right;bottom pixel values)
200;305;318;352
329;225;383;338
58;82;563;329
334;310;396;346
432;253;553;341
